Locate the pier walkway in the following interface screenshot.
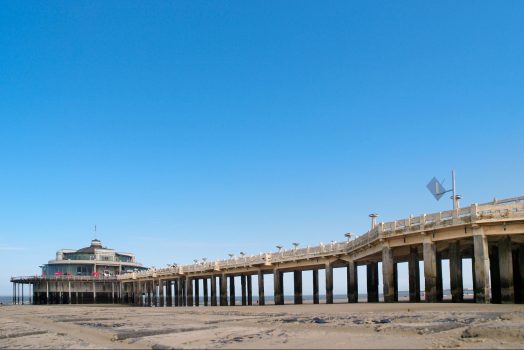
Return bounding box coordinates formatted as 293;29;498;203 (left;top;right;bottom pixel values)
12;196;524;306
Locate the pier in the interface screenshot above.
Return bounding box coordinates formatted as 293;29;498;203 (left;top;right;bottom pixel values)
11;196;524;305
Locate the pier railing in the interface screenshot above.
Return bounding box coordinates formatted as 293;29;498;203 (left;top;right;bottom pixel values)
118;196;524;280
11;275;119;283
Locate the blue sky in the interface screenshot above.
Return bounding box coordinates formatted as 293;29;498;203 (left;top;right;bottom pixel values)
1;1;523;296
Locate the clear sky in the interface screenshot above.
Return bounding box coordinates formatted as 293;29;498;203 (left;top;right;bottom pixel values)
1;1;523;296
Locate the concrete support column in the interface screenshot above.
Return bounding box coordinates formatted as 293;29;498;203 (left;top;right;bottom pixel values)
367;262;379;302
325;263;334;304
93;281;97;304
408;246;421;302
312;269;319;304
473;226;491;303
516;245;524;304
347;261;358;303
173;280;179;307
499;236;515;303
68;282;72;304
449;241;463;302
394;263;399;302
194;279;200;306
241;275;247;306
229;276;236;306
187;278;193;307
220;275;227;306
181;278;187;306
436;253;443;302
382;245;395;303
166;280;172;306
247;275;253;305
273;270;283;305
153;281;159;307
211;276;217;306
203;278;208;306
46;281;49;305
258;271;265;306
294;270;303;304
159;280;164;307
423;239;437;302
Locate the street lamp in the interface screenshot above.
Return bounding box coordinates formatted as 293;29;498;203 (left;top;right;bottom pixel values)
228;253;234;259
276;245;283;252
344;232;353;242
369;213;379;229
292;242;299;250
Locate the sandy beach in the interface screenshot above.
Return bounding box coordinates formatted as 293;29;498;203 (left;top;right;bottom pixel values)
1;303;524;349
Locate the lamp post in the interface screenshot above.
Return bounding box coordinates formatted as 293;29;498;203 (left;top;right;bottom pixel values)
369;213;379;229
344;232;353;242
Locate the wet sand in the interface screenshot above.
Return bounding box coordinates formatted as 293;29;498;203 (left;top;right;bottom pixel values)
1;303;524;349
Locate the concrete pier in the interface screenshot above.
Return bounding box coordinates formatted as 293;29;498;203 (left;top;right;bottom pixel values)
409;246;421;302
423;239;437;302
367;262;379;302
382;246;395;303
258;271;265;305
220;275;227;306
294;270;302;304
241;275;247;306
203;278;208;306
449;241;463;302
194;279;200;306
247;275;253;305
210;276;217;306
274;270;283;305
12;195;524;307
347;261;358;303
473;226;491;303
325;264;333;304
312;269;319;304
498;236;514;303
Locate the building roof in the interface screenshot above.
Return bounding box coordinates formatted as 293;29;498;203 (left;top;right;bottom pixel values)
75;239;108;254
